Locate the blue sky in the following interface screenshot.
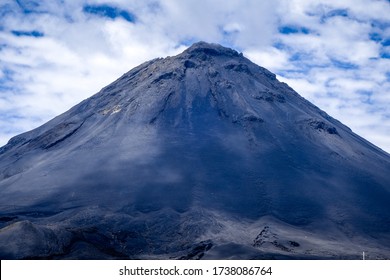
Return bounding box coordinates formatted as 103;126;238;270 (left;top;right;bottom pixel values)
0;0;389;152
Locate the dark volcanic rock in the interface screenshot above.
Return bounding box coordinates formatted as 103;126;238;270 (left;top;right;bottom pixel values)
0;42;389;259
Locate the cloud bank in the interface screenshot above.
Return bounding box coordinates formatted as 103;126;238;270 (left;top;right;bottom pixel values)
0;0;389;152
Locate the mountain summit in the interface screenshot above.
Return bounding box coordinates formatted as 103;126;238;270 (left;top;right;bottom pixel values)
0;42;389;259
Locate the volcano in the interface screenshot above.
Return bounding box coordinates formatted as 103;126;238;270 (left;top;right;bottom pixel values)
0;42;389;259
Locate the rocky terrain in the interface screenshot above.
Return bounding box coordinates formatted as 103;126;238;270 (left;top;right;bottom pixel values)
0;42;389;259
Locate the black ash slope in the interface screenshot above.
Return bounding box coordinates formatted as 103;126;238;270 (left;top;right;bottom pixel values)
0;42;389;259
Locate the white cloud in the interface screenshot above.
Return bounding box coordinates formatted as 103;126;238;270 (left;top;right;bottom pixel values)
269;0;390;152
0;0;389;153
246;47;294;71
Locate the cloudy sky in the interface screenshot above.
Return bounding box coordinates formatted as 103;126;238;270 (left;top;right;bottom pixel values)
0;0;389;152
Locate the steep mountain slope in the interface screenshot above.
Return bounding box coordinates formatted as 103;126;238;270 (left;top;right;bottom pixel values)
0;42;389;259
